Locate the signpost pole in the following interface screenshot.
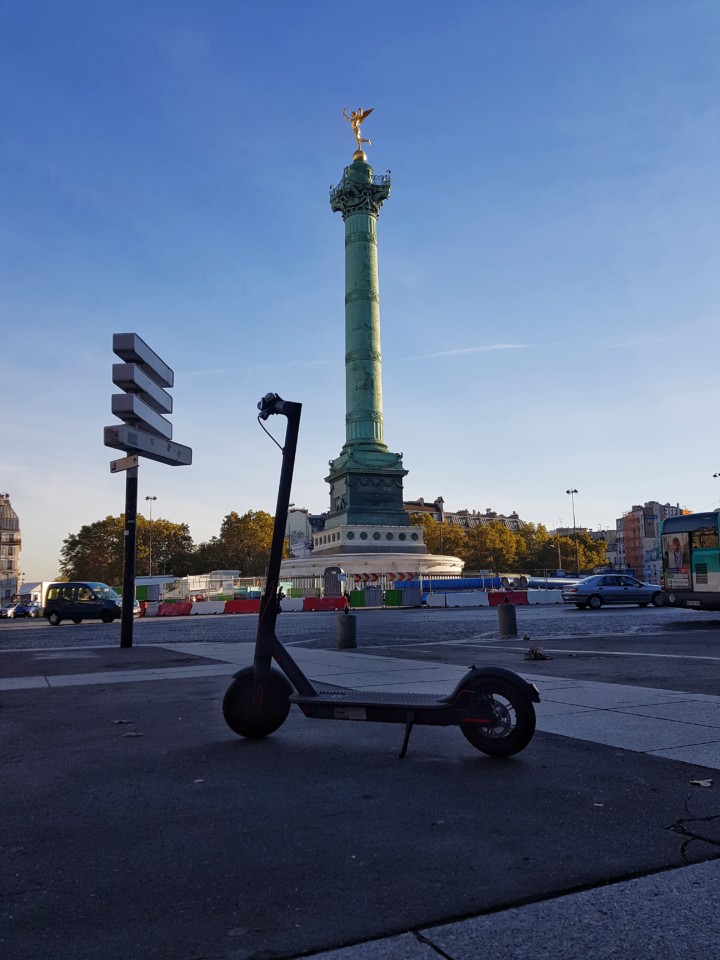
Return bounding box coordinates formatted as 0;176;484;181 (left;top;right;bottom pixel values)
106;333;192;649
120;466;138;649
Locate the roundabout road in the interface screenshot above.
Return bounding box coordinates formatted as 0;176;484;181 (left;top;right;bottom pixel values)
2;602;719;695
2;604;719;960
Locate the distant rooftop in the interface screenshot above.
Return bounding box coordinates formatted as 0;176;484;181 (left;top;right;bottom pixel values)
0;493;19;530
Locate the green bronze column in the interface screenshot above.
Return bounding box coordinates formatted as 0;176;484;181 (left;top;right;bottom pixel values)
331;158;390;452
322;121;416;539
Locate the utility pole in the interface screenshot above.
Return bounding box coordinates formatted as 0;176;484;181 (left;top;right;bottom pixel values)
145;495;157;576
566;488;580;576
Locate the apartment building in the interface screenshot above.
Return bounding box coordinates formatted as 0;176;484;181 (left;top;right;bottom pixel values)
614;501;689;582
0;493;21;600
403;497;523;531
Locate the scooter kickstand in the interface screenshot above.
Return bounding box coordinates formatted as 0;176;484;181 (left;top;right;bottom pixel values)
399;711;415;759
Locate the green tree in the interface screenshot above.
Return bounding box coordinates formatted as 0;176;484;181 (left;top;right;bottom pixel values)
136;517;195;577
409;514;466;556
515;522;550;572
191;537;224;575
59;515;125;584
577;532;608;573
548;535;577;574
463;520;518;572
210;510;278;575
60;514;195;584
548;532;607;576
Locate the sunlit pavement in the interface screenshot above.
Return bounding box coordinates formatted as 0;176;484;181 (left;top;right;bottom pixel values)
4;640;719;768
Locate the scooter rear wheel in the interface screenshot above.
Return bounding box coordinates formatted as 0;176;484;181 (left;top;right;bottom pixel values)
222;667;292;739
460;678;536;757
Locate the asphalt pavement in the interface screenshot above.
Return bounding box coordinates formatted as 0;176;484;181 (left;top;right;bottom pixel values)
2;617;719;960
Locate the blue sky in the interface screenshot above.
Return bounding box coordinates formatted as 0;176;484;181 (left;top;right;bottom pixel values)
4;1;720;580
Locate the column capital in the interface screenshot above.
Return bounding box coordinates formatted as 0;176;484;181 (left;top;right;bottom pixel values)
330;160;391;220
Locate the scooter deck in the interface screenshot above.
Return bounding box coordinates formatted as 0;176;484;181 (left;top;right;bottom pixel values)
289;680;450;709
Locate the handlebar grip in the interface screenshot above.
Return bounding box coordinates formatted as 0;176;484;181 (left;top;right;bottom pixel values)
257;392;301;420
258;392;298;419
258;392;281;420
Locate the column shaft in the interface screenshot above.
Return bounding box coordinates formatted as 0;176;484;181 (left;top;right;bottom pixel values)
344;211;384;446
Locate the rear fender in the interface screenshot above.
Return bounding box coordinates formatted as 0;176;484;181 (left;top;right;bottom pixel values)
446;665;540;704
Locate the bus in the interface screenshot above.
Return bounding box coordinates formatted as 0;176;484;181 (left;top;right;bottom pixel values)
660;511;720;610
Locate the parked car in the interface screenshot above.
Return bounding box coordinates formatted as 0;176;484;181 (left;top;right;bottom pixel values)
44;582;122;625
13;601;43;618
0;600;23;618
562;575;663;609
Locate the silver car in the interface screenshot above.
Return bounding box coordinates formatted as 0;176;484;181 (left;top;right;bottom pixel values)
562;574;663;610
0;600;23;618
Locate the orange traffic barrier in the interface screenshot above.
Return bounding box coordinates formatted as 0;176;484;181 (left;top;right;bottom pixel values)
157;602;193;617
303;597;350;612
487;591;529;606
224;599;261;614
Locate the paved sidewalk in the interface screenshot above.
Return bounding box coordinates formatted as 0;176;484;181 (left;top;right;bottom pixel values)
5;641;719;770
302;858;720;959
2;641;719;960
173;641;720;771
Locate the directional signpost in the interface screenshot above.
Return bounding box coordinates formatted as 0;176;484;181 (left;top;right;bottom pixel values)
105;333;193;648
110;455;139;474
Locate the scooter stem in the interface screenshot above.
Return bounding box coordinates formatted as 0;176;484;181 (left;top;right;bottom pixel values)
253;395;302;679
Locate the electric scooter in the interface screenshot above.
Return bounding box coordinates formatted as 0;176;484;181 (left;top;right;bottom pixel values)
222;393;540;759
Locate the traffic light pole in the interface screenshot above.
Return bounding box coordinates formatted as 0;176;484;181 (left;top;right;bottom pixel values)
120;465;138;649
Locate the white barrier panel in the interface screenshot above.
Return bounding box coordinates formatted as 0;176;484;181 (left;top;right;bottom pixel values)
444;591;490;608
525;590;564;605
144;601;160;617
280;597;304;612
425;594;447;608
425;592;490;608
190;601;227;615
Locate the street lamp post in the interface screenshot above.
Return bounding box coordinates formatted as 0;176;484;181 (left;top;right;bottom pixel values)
145;495;157;577
566;488;580;576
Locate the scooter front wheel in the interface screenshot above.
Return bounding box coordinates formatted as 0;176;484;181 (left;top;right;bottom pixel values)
460;678;536;757
222;667;292;739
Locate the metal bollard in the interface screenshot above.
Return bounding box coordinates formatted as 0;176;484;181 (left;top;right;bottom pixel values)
497;597;518;638
337;608;357;649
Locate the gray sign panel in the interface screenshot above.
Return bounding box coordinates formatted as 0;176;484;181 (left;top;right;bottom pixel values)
112;363;173;414
104;424;192;466
112;333;174;388
111;394;173;439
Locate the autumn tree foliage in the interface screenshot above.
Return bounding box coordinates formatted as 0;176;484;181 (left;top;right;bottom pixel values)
59;516;125;584
59;509;608;586
192;510;278;576
409;516;607;575
59;516;195;583
59;510;280;583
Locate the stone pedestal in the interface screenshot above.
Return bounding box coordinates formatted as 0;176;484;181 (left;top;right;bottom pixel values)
281;551;463;582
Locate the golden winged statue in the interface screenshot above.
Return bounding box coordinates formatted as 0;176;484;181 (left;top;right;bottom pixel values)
343;106;374;153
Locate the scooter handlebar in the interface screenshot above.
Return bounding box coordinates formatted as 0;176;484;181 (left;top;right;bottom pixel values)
257;392;300;420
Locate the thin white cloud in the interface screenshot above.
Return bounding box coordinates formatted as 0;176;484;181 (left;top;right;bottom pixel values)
287;359;333;368
251;359;333;370
182;358;333;378
408;343;530;360
182;367;234;379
